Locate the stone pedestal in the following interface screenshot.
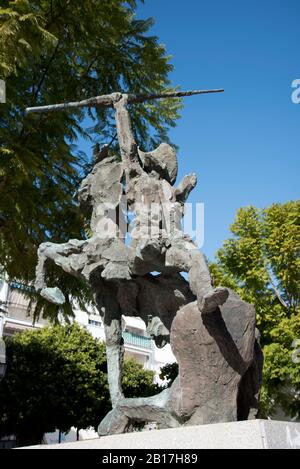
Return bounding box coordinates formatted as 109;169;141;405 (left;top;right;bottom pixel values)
22;420;300;449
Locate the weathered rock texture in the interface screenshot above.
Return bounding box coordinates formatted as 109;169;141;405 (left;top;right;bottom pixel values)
169;291;259;425
33;91;263;435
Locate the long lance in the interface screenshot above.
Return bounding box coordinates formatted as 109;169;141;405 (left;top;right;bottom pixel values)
25;89;224;114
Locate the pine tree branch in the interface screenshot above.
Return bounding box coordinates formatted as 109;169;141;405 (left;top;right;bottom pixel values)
108;133;118;146
34;36;63;100
45;0;72;30
265;264;289;310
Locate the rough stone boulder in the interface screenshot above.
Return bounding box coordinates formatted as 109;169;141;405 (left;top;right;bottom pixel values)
169;289;261;425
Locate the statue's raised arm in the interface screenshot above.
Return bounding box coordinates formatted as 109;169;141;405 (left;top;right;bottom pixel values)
26;88;223;167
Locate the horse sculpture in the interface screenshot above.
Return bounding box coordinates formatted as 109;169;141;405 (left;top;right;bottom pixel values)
28;90;263;434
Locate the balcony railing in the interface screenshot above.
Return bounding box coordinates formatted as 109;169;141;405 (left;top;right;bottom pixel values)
9;281;35;293
122;331;153;350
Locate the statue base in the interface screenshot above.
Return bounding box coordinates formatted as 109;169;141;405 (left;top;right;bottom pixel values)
22;420;300;449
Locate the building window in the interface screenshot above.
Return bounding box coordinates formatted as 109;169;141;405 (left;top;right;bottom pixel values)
88;319;102;327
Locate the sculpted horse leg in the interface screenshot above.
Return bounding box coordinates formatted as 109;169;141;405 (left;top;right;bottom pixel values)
35;239;87;304
91;279;125;407
97;388;180;436
104;315;124;407
164;236;229;314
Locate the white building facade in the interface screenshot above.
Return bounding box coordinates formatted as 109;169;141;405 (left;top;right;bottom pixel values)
0;280;175;380
73;305;175;381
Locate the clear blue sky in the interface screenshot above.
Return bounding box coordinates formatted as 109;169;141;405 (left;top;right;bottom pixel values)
133;0;299;260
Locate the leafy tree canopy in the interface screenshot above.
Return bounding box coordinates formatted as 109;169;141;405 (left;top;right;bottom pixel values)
210;201;300;419
0;0;181;320
122;356;158;397
0;322;157;446
159;361;178;388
